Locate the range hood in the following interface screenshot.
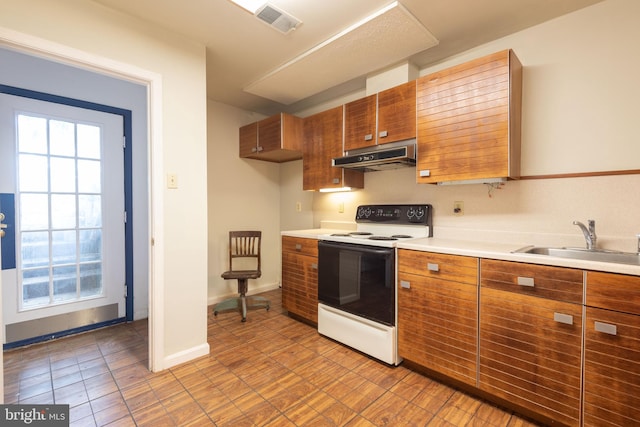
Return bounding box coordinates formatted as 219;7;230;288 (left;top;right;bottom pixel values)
332;141;416;172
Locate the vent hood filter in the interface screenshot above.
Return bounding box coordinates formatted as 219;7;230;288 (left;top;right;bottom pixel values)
255;4;302;34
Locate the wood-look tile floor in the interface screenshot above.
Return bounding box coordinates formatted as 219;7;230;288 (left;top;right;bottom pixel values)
3;288;543;426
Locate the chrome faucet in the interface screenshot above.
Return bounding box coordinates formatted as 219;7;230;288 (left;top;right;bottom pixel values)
573;220;597;250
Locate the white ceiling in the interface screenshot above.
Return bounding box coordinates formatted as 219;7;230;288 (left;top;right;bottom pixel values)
91;0;603;116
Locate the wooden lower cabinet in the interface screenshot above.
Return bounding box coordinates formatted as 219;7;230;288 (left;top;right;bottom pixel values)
479;259;583;426
397;250;478;386
583;272;640;426
281;236;318;324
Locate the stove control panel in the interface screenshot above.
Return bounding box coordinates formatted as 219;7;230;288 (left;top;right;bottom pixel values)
355;204;432;226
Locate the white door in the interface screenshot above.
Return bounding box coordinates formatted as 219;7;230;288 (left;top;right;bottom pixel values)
0;93;126;344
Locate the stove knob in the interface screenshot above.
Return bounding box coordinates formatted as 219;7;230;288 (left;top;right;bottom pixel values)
407;207;415;219
415;207;425;219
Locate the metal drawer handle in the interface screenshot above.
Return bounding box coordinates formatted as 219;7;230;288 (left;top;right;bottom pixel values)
400;280;411;289
554;312;573;325
594;321;617;336
379;130;388;138
311;263;317;270
295;244;302;251
364;134;373;141
517;276;535;287
427;263;439;272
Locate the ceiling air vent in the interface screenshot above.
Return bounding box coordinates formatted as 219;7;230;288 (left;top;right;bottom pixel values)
255;3;302;34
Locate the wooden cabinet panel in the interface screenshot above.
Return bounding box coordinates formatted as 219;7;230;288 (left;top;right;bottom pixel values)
416;49;522;184
281;236;318;324
344;81;416;151
479;286;582;426
397;249;478;386
377;80;416;145
239;113;303;162
344;94;376;151
583;271;640;426
239;122;258;158
303;106;363;191
481;258;583;304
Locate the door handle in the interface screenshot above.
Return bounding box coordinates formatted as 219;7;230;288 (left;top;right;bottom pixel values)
0;212;6;238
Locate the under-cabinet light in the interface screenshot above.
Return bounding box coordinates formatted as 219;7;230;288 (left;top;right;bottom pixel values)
319;187;352;193
228;0;264;13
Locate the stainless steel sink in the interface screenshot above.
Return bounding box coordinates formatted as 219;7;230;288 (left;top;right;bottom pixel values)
513;246;640;266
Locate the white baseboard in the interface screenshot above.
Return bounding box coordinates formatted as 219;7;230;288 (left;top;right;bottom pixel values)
207;281;280;306
163;342;210;369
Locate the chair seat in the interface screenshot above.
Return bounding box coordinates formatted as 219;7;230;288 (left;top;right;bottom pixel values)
221;270;261;280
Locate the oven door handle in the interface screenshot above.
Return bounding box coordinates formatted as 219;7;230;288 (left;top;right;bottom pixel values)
318;240;394;255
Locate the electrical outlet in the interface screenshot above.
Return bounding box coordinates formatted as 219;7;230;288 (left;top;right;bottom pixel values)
338;202;344;213
453;201;464;216
295;201;302;212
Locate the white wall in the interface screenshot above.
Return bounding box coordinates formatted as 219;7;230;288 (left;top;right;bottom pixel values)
0;0;209;367
207;101;281;303
281;0;640;254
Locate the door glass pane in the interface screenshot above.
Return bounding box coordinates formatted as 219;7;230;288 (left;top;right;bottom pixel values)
21;231;49;268
51;194;76;229
80;229;101;262
52;230;76;265
50;157;76;192
22;268;50;307
49;119;75;156
17;114;47;154
77;124;101;159
16;113;106;309
18;154;48;192
53;265;77;302
20;194;49;230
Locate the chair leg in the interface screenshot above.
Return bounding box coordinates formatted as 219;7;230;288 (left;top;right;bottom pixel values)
239;279;248;322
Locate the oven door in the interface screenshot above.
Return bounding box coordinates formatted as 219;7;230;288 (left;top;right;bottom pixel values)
318;240;395;326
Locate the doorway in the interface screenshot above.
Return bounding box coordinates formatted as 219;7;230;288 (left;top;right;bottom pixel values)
0;89;133;347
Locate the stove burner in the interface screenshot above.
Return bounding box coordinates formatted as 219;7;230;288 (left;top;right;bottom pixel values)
369;236;397;241
391;234;413;239
350;232;373;236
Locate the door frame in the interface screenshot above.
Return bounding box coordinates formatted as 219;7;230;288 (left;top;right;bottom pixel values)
0;84;134;345
0;27;165;373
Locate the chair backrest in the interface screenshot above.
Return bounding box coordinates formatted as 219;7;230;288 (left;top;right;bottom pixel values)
228;230;261;273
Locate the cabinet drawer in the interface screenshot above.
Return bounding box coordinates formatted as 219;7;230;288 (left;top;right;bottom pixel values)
282;236;318;257
586;271;640;315
481;259;583;304
584;307;640;426
398;249;477;285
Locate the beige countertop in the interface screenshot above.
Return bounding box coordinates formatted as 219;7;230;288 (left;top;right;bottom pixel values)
282;229;640;276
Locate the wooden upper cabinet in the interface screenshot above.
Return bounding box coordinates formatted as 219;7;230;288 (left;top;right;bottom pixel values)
416;49;522;184
344;80;416;151
239;113;303;162
303;106;364;191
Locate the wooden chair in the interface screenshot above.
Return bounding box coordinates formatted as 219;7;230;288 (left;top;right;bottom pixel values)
213;230;270;322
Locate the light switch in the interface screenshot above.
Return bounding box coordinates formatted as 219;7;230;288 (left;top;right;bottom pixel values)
167;173;178;189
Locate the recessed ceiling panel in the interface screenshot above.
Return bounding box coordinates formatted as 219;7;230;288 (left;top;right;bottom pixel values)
243;1;438;105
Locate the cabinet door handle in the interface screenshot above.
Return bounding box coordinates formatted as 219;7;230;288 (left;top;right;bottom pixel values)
427;263;439;272
379;130;388;138
364;134;373;141
332;178;340;184
295;244;302;251
311;263;317;270
257;146;264;152
419;170;430;177
594;321;617;336
517;276;535;287
554;312;573;325
251;147;258;153
400;280;411;289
